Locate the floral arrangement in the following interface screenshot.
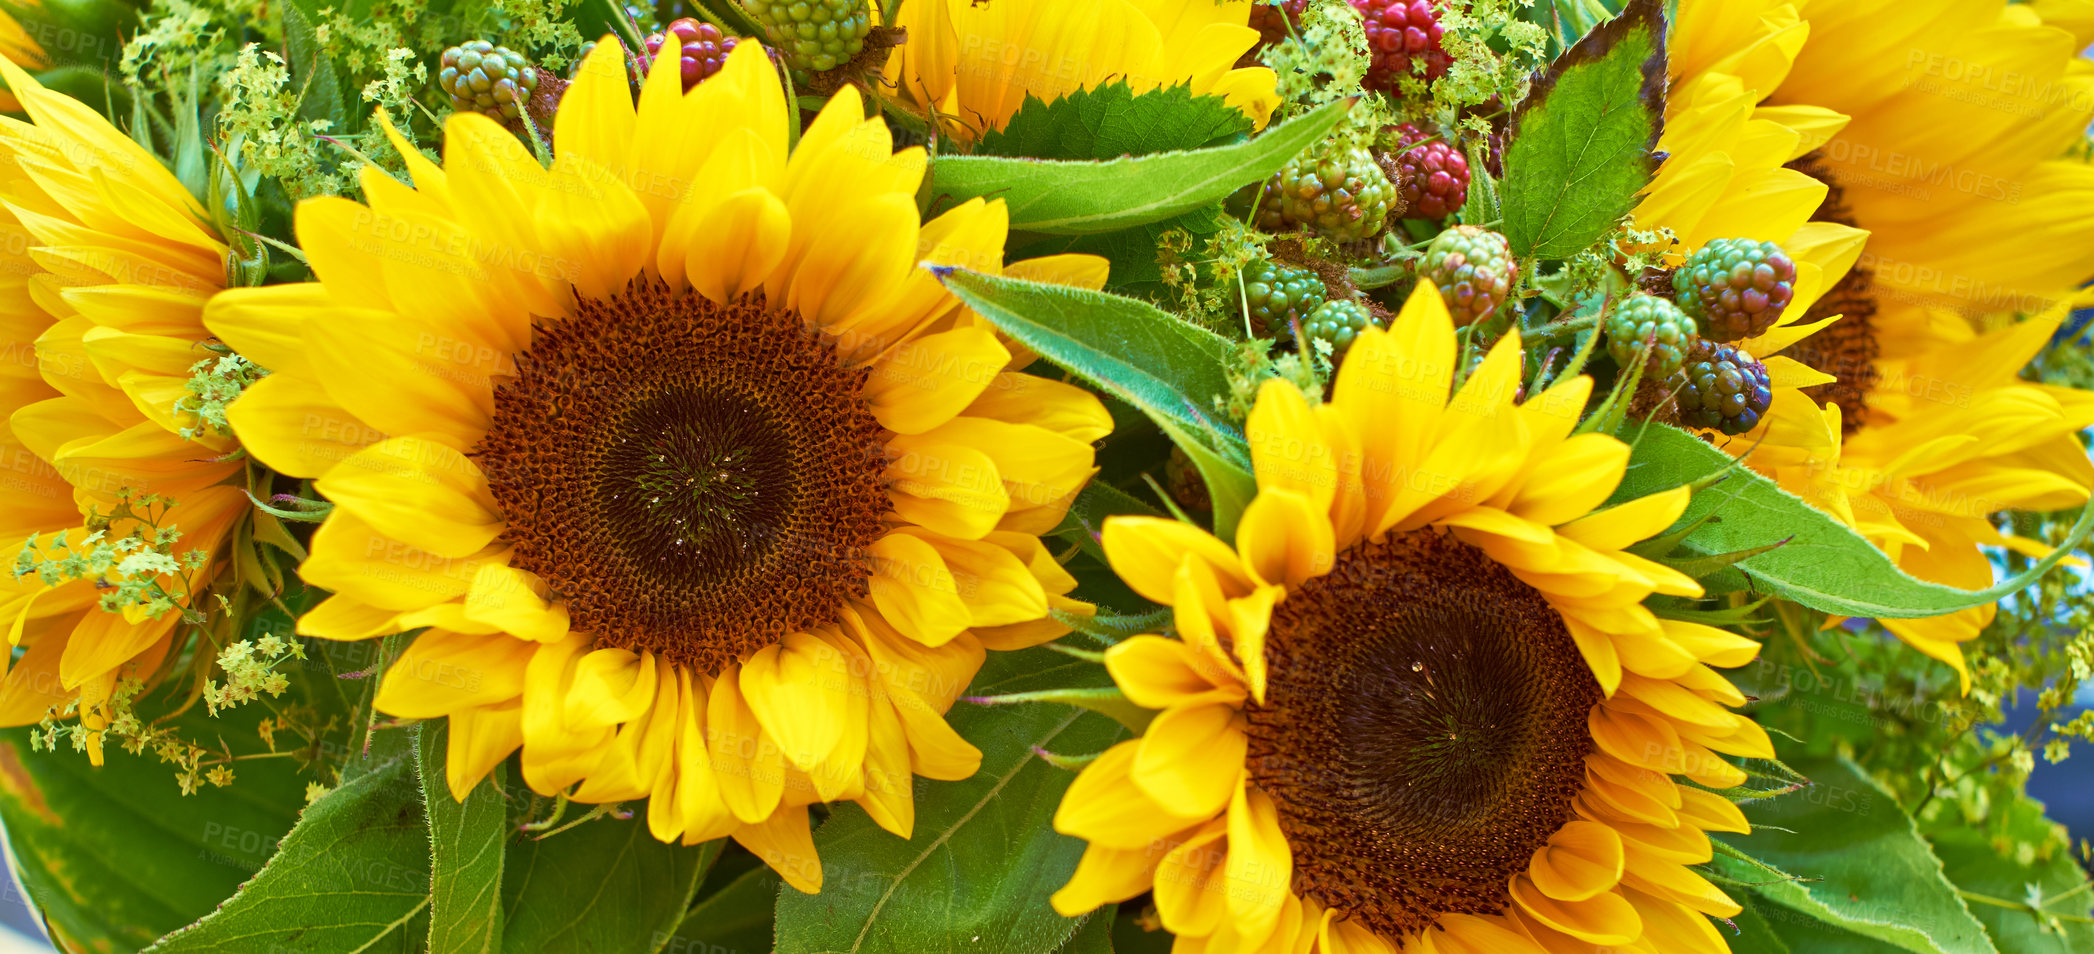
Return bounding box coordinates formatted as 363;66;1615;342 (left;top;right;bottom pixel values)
1;0;2093;952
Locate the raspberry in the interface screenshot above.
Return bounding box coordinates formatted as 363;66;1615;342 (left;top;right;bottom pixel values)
1604;294;1696;380
1272;141;1399;243
1419;225;1515;327
743;0;871;74
1389;123;1469;220
440;41;541;122
1238;0;1309;67
1672;238;1798;342
642;18;742;90
1302;299;1379;357
1351;0;1450;94
1238;260;1329;340
1673;340;1773;436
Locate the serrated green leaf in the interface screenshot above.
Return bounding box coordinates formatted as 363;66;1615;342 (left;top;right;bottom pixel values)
661;863;781;953
1924;795;2094;954
773;646;1127;954
499;816;717;954
1713;754;1997;954
979;81;1253;160
279;0;348;131
144;747;431;953
1607;422;2094;618
1500;0;1665;259
420;723;505;954
931;98;1351;234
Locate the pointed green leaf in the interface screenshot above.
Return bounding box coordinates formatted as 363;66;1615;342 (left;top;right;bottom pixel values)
773;646;1127;954
420;723;505;954
662;863;781;953
499;815;717;954
930;98;1351;234
979;81;1254;160
1713;754;1997;954
1500;0;1666;259
1607;422;2094;618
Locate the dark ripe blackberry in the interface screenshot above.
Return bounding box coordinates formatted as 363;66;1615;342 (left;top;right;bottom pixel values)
1351;0;1451;95
642;17;742;90
1239;259;1329;340
1672;238;1798;342
1672;339;1774;436
1390;123;1469;220
440;41;541;122
1419;225;1515;327
1247;530;1599;939
1604;294;1696;380
1301;299;1378;357
743;0;871;74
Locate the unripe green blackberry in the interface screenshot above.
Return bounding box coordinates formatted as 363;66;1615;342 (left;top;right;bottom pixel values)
1604;294;1696;380
440;41;541;122
743;0;872;74
1420;225;1515;326
1673;340;1773;435
1238;260;1328;339
1273;142;1398;243
1672;238;1797;342
1301;299;1379;357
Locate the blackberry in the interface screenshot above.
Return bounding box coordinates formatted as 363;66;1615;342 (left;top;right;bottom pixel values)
1673;340;1773;436
1239;260;1329;339
743;0;871;74
1302;299;1379;357
642;17;742;90
1390;123;1469;220
440;41;541;122
1273;141;1399;243
1239;0;1309;67
1672;238;1798;342
1419;225;1515;327
1351;0;1450;95
1604;294;1696;380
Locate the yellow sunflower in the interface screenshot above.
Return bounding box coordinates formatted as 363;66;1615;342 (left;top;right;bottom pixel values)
1052;287;1769;953
884;0;1279;143
0;59;247;762
1654;0;2094;686
205;40;1110;891
0;8;47;112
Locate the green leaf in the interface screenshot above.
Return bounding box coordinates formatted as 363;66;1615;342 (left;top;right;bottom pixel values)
1499;0;1665;259
773;646;1127;954
500;816;718;954
1607;422;2094;618
145;745;431;953
0;708;308;952
979;81;1254;160
1924;795;2094;954
279;0;348;131
1714;754;1997;954
662;863;782;953
1730;895;1797;954
1055;906;1116;953
420;723;506;954
930;98;1352;234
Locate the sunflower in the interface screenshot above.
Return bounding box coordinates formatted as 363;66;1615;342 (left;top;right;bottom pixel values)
1051;287;1770;953
1654;0;2094;686
0;8;47;112
884;0;1279;143
0;59;248;763
204;40;1110;891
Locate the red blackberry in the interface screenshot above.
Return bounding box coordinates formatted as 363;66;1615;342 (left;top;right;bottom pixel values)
1672;238;1798;342
1239;0;1309;67
1419;225;1515;327
1351;0;1451;94
1673;340;1774;435
642;18;741;90
1390;123;1469;220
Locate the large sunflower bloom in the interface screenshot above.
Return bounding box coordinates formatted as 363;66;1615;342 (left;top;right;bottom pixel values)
1657;0;2094;686
0;8;48;112
0;59;246;762
205;41;1110;891
884;0;1279;143
1052;288;1769;953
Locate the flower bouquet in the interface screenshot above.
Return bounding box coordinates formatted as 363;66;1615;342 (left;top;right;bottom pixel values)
2;0;2093;952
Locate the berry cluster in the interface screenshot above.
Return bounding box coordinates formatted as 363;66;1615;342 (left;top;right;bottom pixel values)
1351;0;1450;94
1239;0;1308;67
1672;238;1798;341
643;18;742;90
1302;299;1379;356
744;0;871;74
1673;340;1773;435
1603;294;1695;380
1272;142;1399;243
440;41;540;123
1390;123;1470;220
1239;260;1329;340
1420;226;1515;327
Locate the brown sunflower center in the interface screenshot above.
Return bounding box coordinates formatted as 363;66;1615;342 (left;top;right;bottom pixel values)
1245;530;1600;939
1781;150;1880;435
476;277;892;674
